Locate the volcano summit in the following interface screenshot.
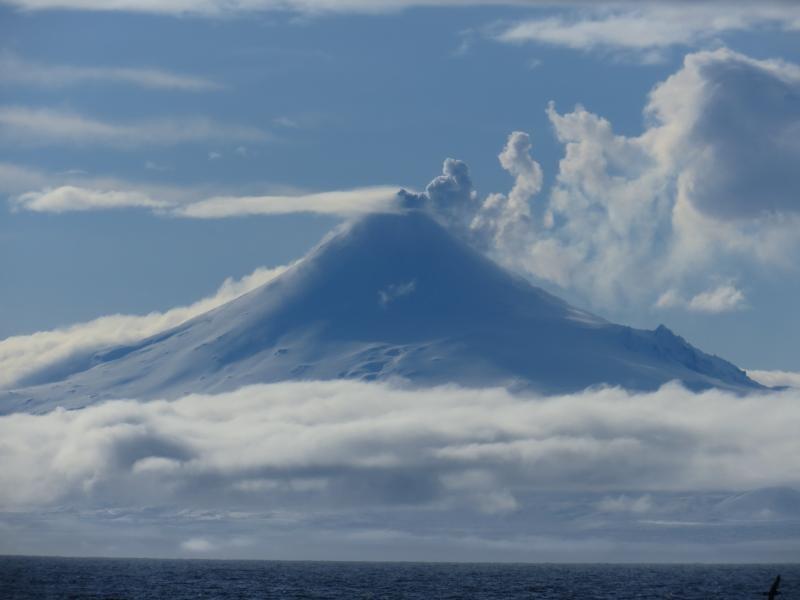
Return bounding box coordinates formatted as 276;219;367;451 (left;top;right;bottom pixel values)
2;210;760;414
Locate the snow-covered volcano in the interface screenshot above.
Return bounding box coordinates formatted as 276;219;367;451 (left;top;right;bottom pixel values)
2;210;760;413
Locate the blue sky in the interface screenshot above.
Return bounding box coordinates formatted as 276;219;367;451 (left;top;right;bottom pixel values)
2;0;800;371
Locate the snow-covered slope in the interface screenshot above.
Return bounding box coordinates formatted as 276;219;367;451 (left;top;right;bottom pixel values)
1;210;761;413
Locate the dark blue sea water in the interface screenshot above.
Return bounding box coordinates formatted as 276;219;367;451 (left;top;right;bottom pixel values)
0;557;796;599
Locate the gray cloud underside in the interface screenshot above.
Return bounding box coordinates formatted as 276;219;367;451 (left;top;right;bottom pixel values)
2;380;800;560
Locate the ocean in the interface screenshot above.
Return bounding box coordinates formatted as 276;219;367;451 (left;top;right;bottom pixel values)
0;557;795;599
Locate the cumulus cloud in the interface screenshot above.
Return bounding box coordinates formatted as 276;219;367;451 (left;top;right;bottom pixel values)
536;49;800;307
496;3;800;59
646;50;800;220
1;380;799;559
414;48;800;313
0;52;221;91
471;131;542;250
0;106;267;147
0;265;287;389
10;184;401;217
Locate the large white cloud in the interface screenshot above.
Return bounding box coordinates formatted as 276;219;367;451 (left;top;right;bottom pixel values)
3;379;799;507
0;265;287;389
3;378;797;509
2;380;800;560
414;49;800;313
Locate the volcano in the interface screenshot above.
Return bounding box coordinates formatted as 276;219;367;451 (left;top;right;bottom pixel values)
2;210;761;414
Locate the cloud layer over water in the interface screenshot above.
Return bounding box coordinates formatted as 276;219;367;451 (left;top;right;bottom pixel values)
2;380;800;559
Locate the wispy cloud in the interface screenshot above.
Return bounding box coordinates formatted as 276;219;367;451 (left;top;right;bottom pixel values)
175;187;400;218
12;186;171;213
11;184;401;217
0;162;51;194
4;0;800;34
144;160;172;172
0;52;222;91
495;4;800;58
1;0;547;16
0;106;268;147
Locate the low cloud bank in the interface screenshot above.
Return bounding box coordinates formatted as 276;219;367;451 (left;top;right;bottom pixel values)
3;379;800;560
2;380;799;511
